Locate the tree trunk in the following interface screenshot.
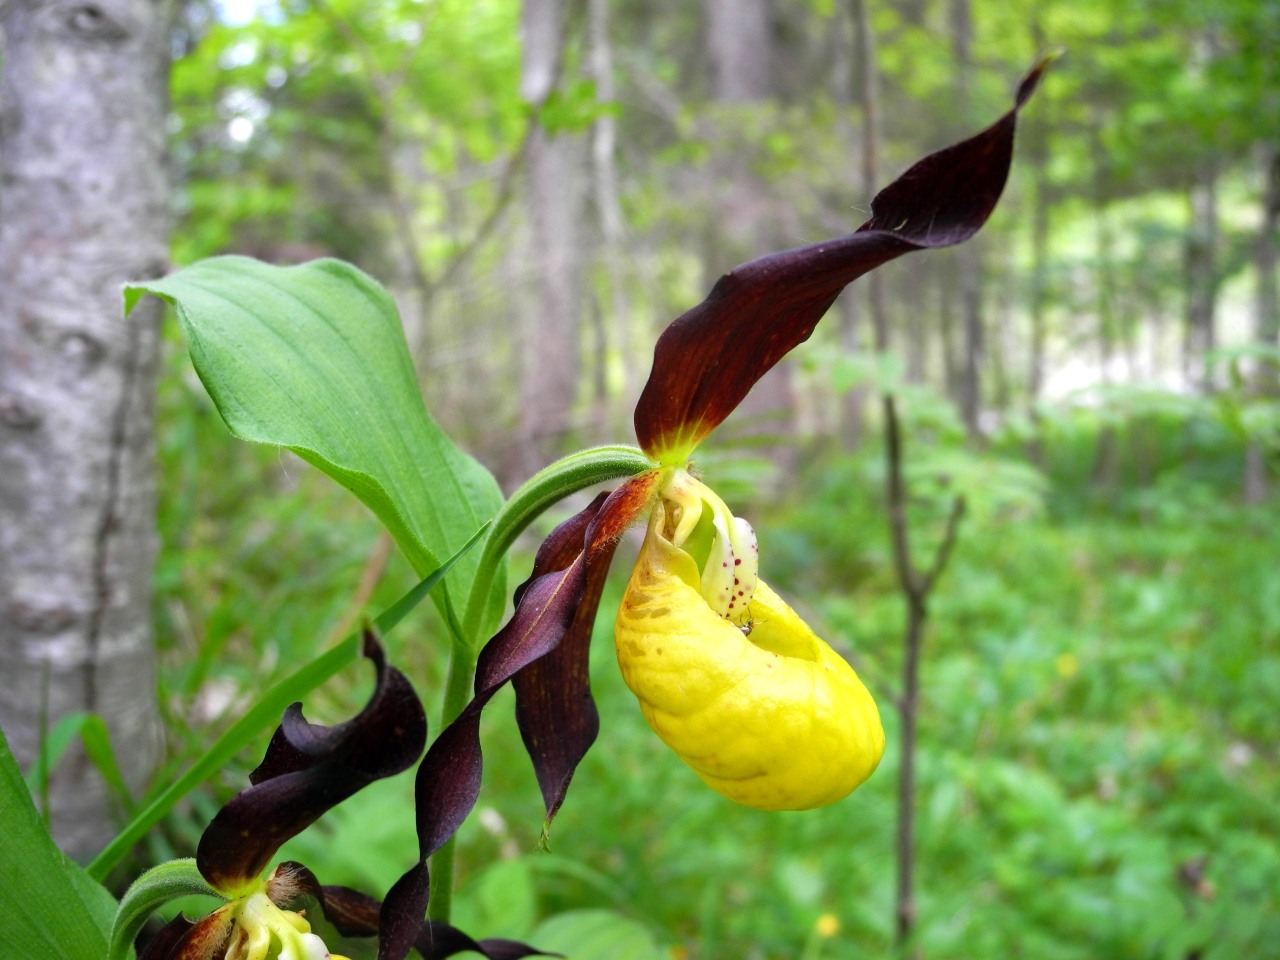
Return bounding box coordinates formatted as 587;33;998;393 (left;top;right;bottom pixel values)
951;0;983;437
702;0;794;467
853;0;888;355
1090;120;1120;495
706;0;773;102
514;0;585;481
1026;100;1050;465
990;262;1015;414
587;0;631;440
0;0;170;858
1246;140;1280;503
1183;163;1220;392
831;0;864;448
939;255;961;403
1256;141;1280;370
1026;15;1051;447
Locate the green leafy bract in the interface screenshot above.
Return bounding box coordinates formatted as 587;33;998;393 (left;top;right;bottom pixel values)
107;859;221;960
125;257;504;632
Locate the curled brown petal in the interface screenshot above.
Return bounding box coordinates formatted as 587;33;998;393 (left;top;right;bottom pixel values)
380;473;659;960
513;529;620;829
137;910;232;960
274;865;557;960
196;630;427;892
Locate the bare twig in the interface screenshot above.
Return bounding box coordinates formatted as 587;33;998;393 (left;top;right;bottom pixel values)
428;119;538;298
883;392;966;957
920;495;967;597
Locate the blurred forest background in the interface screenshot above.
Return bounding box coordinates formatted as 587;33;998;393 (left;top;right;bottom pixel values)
5;0;1280;957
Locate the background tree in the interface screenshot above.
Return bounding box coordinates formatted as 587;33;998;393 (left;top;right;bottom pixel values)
0;0;173;858
513;0;587;482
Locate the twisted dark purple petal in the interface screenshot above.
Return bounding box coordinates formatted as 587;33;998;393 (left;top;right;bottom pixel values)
514;529;620;828
196;630;427;892
136;911;232;960
379;473;659;960
277;865;556;960
634;58;1050;458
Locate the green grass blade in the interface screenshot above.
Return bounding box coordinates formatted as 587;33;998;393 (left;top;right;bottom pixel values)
0;729;118;960
26;713;134;820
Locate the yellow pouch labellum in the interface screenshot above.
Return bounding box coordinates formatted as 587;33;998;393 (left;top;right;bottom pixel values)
615;505;885;810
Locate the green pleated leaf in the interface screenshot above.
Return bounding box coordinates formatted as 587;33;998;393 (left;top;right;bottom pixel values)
125;256;504;629
0;727;120;960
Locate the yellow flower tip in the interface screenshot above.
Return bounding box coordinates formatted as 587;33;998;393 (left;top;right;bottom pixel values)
614;475;885;811
647;426;705;470
1055;652;1079;678
219;888;343;960
815;913;841;938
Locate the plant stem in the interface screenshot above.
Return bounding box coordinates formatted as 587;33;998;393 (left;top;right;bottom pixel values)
460;444;656;646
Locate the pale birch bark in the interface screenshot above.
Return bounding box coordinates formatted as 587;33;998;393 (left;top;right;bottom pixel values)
706;0;772;103
951;0;984;437
0;0;170;858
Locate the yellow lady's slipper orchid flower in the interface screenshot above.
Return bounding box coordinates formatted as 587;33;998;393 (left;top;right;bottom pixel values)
615;470;884;810
401;61;1044;859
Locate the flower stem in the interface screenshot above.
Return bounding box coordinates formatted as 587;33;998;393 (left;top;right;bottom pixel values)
460;444;656;647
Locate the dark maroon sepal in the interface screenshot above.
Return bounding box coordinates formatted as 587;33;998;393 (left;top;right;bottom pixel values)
378;861;434;960
196;629;427;892
513;528;620;829
633;58;1050;458
380;474;659;960
413;926;558;960
278;871;557;960
137;910;232;960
